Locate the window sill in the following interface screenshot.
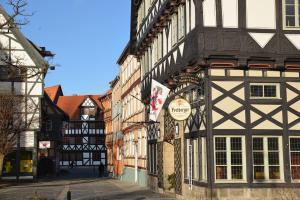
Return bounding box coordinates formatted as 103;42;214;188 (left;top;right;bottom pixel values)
215;180;247;184
253;180;285;184
283;27;300;31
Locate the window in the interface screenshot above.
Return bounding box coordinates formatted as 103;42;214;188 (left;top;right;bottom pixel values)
250;83;280;99
138;130;142;156
148;143;157;174
283;0;300;28
117;146;122;161
253;137;283;181
186;138;207;182
290;137;300;180
81;107;96;120
214;136;245;181
93;152;100;161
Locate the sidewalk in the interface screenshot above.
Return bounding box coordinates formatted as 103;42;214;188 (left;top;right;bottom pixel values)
0;181;14;189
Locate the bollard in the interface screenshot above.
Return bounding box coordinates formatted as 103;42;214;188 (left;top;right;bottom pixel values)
67;191;71;200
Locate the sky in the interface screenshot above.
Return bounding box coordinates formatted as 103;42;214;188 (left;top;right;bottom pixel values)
3;0;131;95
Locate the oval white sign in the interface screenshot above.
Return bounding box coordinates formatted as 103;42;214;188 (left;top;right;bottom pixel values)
168;98;191;121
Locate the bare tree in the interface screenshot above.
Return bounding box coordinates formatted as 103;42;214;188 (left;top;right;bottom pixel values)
0;94;23;174
0;0;41;176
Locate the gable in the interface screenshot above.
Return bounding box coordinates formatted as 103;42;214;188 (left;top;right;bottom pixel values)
81;97;95;107
0;6;47;68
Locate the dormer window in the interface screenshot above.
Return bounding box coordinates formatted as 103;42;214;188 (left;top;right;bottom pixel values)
80;98;97;120
283;0;300;29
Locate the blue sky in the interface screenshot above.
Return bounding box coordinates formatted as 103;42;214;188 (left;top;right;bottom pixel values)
4;0;131;95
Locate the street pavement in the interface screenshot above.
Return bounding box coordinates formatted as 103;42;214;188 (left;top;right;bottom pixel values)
0;168;175;200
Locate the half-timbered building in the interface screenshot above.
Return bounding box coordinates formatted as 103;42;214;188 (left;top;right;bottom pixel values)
39;87;68;176
45;86;106;167
0;6;52;180
130;0;300;199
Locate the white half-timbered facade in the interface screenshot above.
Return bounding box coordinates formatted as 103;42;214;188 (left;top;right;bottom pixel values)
130;0;300;199
0;6;50;180
58;96;106;167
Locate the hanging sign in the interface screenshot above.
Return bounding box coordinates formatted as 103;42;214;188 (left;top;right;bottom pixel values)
175;73;201;86
39;141;51;149
168;98;191;121
150;79;170;121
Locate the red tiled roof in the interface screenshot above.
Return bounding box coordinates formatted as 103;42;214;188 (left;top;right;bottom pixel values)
45;85;103;120
56;95;103;120
45;85;62;103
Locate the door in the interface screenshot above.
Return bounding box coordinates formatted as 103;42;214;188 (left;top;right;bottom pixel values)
134;144;138;183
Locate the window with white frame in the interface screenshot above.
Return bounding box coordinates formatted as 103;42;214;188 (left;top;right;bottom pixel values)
253;136;283;181
283;0;300;29
290;137;300;180
250;83;280;99
215;136;246;181
186;137;207;182
138;130;142;156
143;130;147;157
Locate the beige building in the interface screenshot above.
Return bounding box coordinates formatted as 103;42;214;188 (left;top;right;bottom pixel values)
117;45;148;187
110;76;123;177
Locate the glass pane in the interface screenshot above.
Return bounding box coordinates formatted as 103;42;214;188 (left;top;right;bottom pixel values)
268;138;279;150
231;152;242;165
250;85;263;97
253;138;263;150
291;152;300;165
216;166;227;179
269;166;280;179
286;16;296;26
216;152;227;165
290;138;300;151
215;137;226;150
253;152;264;165
264;85;277;97
286;0;295;4
291;166;300;179
286;5;295;15
231;137;242;150
231;166;243;179
254;166;265;179
268;152;279;165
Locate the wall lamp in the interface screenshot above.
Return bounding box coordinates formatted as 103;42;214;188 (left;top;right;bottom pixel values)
175;123;179;136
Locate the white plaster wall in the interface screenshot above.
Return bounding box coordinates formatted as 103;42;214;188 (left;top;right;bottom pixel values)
222;0;238;28
203;0;217;27
246;0;276;29
27;82;43;96
20;131;35;148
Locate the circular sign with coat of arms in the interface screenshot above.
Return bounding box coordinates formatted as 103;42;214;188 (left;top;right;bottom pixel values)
168;98;192;121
